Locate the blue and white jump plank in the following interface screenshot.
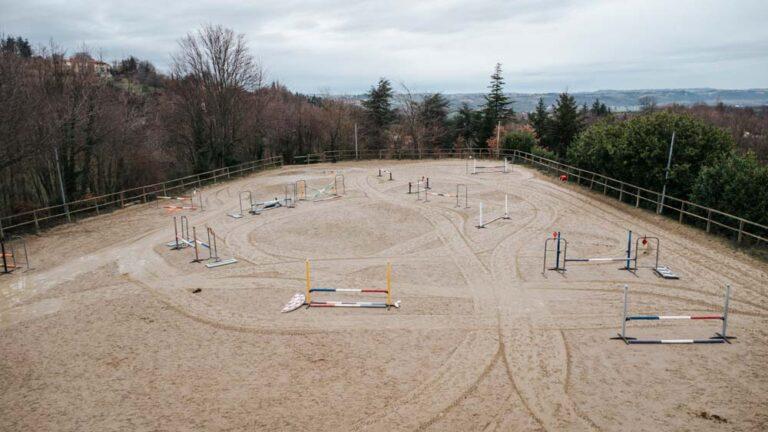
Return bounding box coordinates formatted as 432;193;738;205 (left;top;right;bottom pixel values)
625;315;723;321
309;288;388;294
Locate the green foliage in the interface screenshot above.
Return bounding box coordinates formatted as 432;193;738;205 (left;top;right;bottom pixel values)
591;99;610;116
529;98;549;141
501;130;535;153
567;111;734;199
691;152;768;226
548;92;583;156
362;78;396;128
454;102;484;148
1;35;32;57
531;144;558;160
478;63;514;147
362;78;396;150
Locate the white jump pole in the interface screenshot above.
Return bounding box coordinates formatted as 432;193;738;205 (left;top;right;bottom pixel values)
504;194;510;219
504;158;508;173
721;284;731;339
478;202;484;228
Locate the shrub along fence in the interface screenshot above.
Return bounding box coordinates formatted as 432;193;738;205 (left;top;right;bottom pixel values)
2;149;765;251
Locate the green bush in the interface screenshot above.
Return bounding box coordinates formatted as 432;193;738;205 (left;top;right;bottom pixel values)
531;144;558;160
567;111;734;199
501;130;535;153
691;152;768;227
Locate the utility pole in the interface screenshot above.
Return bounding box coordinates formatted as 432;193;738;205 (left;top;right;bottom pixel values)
54;146;72;223
658;131;675;214
354;123;359;160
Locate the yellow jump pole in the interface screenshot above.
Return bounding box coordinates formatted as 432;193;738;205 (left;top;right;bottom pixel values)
305;259;311;305
386;262;392;307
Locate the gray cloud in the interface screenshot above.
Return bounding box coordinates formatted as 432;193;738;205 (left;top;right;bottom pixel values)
1;0;767;93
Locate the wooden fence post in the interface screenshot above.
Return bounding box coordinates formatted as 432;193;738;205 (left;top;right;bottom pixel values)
679;202;685;223
635;189;641;208
737;220;744;244
706;209;712;233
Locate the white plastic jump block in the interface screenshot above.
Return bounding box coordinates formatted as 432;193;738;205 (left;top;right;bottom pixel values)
654;266;679;279
205;258;238;268
228;213;243;219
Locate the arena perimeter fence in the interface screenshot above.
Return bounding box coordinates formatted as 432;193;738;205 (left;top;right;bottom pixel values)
2;149;766;251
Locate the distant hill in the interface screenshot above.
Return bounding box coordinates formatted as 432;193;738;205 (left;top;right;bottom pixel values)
346;89;768;113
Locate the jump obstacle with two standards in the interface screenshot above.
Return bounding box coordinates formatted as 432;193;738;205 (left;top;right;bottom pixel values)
298;174;345;202
411;179;469;208
166;216;237;268
377;169;394;181
159;190;203;211
228;189;294;218
543;230;678;278
281;260;401;312
466;157;509;175
476;195;511;228
1;236;29;274
612;284;734;344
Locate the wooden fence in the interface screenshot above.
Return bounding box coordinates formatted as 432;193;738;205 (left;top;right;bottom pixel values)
2;148;765;250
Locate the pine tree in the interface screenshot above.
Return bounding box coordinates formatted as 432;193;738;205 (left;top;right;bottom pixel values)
362;78;396;150
548;92;583;157
529;97;549;142
479;63;514;147
590;98;610;116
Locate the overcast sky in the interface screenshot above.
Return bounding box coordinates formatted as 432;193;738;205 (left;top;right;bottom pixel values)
2;0;767;94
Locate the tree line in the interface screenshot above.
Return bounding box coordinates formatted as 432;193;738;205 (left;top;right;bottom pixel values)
1;25;766;232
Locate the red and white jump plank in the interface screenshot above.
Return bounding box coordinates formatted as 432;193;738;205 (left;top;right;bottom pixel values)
309;288;387;294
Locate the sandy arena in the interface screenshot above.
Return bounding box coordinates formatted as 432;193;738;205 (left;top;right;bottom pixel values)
1;159;767;431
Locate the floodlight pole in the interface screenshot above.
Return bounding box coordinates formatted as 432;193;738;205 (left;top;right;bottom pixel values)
54;146;72;222
658;131;675;214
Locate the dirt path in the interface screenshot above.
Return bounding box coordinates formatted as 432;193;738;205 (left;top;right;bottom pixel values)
1;160;766;431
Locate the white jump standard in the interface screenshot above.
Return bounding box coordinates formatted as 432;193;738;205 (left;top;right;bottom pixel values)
612;284;735;344
377;169;394;181
476;195;511;228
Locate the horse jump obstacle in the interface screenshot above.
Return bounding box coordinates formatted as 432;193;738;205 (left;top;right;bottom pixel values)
413;180;469;208
228;191;253;218
159;190;203;211
407;177;430;194
1;236;29;274
166;217;236;267
612;284;734;344
307;174;345;201
476;195;510;228
629;236;679;279
543;231;678;277
543;230;635;273
466;158;509;175
377;169;394;181
283;260;400;310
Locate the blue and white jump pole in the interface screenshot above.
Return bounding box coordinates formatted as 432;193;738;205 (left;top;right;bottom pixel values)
614;284;735;344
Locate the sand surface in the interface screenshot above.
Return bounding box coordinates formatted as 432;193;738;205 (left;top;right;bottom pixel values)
1;159;767;431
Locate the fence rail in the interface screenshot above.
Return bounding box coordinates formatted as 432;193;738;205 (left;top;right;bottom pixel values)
0;156;283;237
2;148;765;250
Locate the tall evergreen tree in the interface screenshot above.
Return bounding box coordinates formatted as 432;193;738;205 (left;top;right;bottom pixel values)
455;103;482;148
548;92;583;157
362;78;396;150
529;97;549;142
479;63;513;147
590;98;610;116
